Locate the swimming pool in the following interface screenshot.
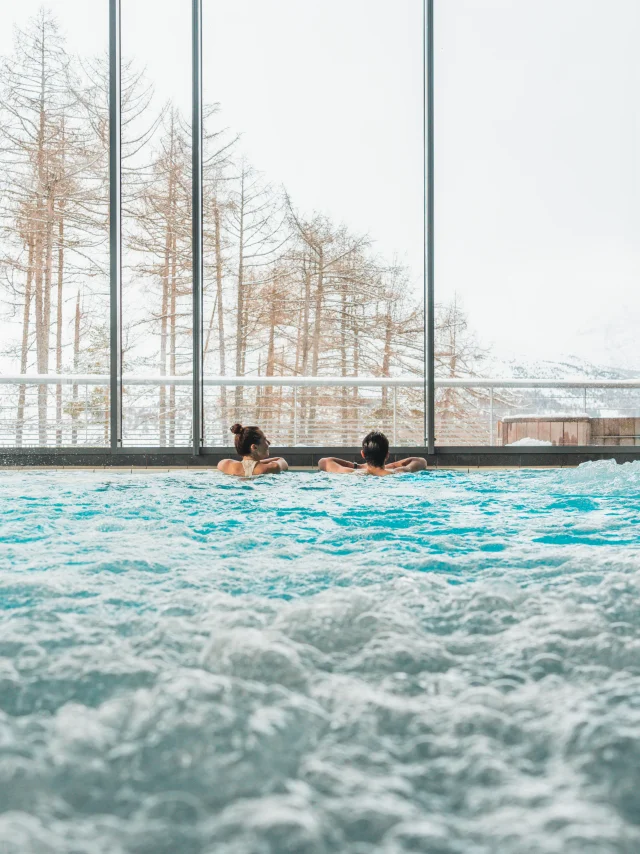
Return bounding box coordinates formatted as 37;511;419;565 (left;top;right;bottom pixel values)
1;463;639;852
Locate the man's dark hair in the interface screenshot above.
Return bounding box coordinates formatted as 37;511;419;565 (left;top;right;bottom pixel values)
362;430;389;468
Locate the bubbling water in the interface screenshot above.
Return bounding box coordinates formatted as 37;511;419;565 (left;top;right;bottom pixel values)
1;462;640;852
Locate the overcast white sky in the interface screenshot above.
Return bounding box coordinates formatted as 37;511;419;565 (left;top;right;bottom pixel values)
2;0;639;373
436;0;640;371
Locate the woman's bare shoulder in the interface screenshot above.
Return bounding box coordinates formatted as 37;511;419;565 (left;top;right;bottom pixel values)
217;459;242;475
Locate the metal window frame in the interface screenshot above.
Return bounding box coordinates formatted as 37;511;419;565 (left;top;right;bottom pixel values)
109;0;122;450
2;0;638;466
425;0;435;454
192;0;204;456
108;0;204;456
2;446;639;469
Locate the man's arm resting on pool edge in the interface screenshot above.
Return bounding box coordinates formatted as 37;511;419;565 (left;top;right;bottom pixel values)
318;457;361;473
385;457;428;472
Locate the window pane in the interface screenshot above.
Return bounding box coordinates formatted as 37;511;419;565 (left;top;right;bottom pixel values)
202;0;424;447
435;0;640;447
121;0;192;447
0;1;109;446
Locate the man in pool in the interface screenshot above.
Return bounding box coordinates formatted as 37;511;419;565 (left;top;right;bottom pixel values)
318;431;427;476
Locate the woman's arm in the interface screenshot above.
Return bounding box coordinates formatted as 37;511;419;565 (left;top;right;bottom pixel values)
260;457;288;473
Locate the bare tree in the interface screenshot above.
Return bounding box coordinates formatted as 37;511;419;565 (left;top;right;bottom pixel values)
202;107;237;440
0;8;435;449
226;162;288;414
0;10;113;446
0;11;73;442
127;106;192;444
435;294;493;443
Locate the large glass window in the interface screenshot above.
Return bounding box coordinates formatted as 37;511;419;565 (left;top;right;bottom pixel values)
120;0;192;447
202;0;425;446
3;2;637;455
0;1;109;446
435;0;640;447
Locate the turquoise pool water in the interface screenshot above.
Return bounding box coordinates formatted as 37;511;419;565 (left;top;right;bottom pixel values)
1;462;640;852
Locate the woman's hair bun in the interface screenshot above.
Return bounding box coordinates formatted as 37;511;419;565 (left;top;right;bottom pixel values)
230;423;243;435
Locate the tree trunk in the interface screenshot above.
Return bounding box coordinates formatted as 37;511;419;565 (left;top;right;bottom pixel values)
308;250;324;435
235;171;245;415
71;290;80;445
214;202;227;438
240;282;250;377
158;175;174;446
352;308;360;439
159;245;169;446
256;354;263;423
294;304;303;375
310;251;324;375
55;194;65;445
34;17;48;445
37;188;54;445
34;197;45;443
104;389;109;445
340;279;348;443
169;226;177;446
264;284;276;427
159;118;177;446
381;300;393;412
301;262;311;374
277;348;284;438
300;261;311;439
16;235;35;447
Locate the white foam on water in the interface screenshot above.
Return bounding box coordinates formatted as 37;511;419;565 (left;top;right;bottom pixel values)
0;464;640;852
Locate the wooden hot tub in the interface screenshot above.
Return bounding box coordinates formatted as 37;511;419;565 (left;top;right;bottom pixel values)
498;415;640;446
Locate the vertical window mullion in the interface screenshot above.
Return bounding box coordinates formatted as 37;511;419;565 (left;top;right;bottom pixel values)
425;0;435;453
192;0;203;456
109;0;122;450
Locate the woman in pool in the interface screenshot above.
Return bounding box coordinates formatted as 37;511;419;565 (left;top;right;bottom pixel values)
318;430;427;476
217;424;289;477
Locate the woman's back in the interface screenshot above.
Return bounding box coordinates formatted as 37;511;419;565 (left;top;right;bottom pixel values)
218;457;283;478
216;424;288;477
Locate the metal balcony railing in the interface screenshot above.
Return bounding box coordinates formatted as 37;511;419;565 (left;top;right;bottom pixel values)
1;374;640;448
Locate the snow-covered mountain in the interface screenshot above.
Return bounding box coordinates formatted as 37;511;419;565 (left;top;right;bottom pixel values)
480;353;640;381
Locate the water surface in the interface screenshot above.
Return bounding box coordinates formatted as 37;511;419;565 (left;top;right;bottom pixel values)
1;462;640;852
